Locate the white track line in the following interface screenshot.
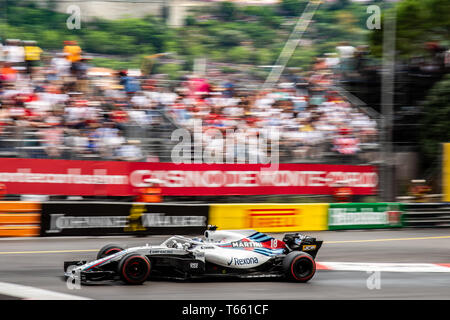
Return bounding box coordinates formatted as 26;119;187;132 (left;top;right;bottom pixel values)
316;262;450;273
0;282;91;300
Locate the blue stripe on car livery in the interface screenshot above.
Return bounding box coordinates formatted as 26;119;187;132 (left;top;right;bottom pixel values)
83;250;127;271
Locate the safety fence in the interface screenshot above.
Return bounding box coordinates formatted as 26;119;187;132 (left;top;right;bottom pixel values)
402;203;450;228
0;201;411;237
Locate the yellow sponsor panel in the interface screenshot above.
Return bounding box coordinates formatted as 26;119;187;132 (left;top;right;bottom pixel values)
443;143;450;202
209;203;328;232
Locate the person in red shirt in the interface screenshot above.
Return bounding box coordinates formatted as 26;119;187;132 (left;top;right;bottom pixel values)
136;179;162;203
0;183;6;200
110;103;129;131
333;181;353;203
0;62;17;83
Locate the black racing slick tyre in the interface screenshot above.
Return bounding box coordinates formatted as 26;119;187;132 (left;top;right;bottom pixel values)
283;251;316;282
118;253;151;285
97;244;124;259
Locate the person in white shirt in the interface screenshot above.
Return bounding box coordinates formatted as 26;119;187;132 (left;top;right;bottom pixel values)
115;140;143;161
4;39;25;66
51;53;71;78
0;38;4;62
336;42;356;76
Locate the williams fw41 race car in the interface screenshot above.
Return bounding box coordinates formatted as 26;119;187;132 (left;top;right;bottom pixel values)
64;226;323;285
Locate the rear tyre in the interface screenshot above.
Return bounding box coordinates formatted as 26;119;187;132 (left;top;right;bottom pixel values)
97;244;124;259
283;251;316;282
118;253;151;285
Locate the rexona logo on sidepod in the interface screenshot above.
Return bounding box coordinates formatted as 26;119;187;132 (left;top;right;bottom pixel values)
227;257;259;266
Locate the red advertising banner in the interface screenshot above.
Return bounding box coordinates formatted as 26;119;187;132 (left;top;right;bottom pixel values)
0;158;377;196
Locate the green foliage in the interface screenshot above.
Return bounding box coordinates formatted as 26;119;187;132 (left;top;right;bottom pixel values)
216;29;247;47
420;75;450;164
227;46;253;64
287;48;318;69
185;15;197;26
221;66;239;74
83;31;136;55
326;0;351;11
370;0;450;57
219;1;238;22
153;63;183;80
243;6;282;28
0;2;371;72
281;0;307;17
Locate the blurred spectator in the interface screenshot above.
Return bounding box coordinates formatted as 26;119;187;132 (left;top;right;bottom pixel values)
0;62;18;83
115;139;144;161
23;40;43;75
4;39;25;67
0;38;4;63
50;52;71;79
332;128;360;155
332;181;353;203
336;41;356;77
64;40;82;79
136;179;162;203
408;179;431;203
119;70;141;99
76;57;92;93
0;183;6;199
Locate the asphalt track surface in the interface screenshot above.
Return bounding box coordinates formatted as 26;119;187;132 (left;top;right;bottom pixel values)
0;229;449;300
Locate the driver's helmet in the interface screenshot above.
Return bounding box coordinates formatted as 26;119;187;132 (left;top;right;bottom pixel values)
170;241;183;249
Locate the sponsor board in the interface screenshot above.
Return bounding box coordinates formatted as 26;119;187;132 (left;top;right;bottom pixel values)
0;202;41;237
328;203;403;230
40;202;208;236
443;143;450;202
247;208;298;229
0;158;377;196
209;204;328;232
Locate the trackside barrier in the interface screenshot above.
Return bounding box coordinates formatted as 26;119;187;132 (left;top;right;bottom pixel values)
0;202;41;237
328;203;403;230
209;203;329;232
403;203;450;227
39;202;209;237
5;201;447;237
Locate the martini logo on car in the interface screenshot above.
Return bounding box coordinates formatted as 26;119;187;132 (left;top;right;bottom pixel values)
231;241;263;248
228;257;259;266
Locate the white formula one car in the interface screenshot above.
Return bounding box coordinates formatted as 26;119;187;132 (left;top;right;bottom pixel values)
64;226;323;285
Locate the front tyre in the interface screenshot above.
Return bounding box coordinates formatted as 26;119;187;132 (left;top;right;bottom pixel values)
283;251;316;282
97;244;124;259
118;253;151;285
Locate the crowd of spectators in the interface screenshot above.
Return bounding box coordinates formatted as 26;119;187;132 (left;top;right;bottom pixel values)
167;48;378;163
0;38;379;163
0;39;161;161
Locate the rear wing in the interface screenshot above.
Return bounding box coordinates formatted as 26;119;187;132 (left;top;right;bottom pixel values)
282;233;323;259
